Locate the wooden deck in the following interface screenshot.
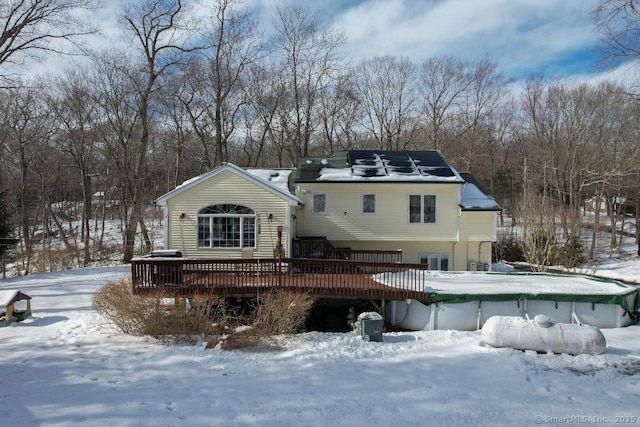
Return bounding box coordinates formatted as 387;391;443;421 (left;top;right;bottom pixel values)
131;258;429;301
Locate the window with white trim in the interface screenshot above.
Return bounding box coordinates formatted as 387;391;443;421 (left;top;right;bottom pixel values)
197;204;256;248
313;194;326;213
362;194;375;213
419;253;449;271
409;195;436;223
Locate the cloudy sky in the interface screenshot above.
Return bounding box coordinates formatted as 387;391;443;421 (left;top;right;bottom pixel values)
19;0;634;86
246;0;630;83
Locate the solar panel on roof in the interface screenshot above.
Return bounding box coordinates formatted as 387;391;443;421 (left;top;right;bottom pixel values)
363;169;384;177
427;167;455;177
380;152;408;162
342;150;459;180
349;150;377;162
411;151;448;166
352;166;379;176
356;160;379;166
375;151;419;175
390;166;416;174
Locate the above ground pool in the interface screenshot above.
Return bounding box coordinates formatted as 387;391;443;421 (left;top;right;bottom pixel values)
378;271;639;331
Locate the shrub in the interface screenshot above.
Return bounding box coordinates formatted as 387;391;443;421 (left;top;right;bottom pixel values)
93;278;221;341
93;279;315;349
92;278;158;335
493;234;525;262
252;290;315;336
522;228;562;271
221;290;315;350
142;294;226;343
557;234;585;268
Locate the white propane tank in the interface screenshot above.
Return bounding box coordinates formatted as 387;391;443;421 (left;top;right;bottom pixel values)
481;315;606;355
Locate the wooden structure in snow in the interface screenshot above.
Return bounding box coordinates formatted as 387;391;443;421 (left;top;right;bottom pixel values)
131;257;429;301
0;290;32;327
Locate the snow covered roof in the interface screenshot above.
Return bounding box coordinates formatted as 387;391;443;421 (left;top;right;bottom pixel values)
459;172;501;212
155;163;302;206
245;169;294;194
295;150;465;183
0;290;31;308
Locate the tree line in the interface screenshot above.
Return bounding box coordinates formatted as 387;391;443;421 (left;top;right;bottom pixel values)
0;0;639;270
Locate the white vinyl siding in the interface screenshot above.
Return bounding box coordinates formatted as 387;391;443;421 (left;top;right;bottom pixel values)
293;181;497;270
459;211;497;241
164;169;291;259
296;183;458;242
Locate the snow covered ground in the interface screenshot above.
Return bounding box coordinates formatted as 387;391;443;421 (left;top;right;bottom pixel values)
0;265;639;426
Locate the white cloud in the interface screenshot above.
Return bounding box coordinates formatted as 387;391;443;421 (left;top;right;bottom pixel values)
14;0;638;88
557;60;640;89
331;0;600;78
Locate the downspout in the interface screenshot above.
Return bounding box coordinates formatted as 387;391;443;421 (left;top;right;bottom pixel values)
478;240;492;271
286;204;292;258
286;204;301;258
478;212;498;272
158;200;169;250
466;241;470;271
453;206;461;271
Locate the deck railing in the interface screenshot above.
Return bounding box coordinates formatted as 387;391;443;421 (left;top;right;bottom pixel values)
131;257;428;301
291;237;403;263
331;249;403;263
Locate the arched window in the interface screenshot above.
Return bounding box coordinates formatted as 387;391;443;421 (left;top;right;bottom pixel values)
197;204;256;248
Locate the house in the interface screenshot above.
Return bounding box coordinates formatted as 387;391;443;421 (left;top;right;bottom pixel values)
155;164;302;260
154;150;501;271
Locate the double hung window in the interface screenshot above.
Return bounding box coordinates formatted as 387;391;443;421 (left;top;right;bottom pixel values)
362;194;376;213
313;194;326;213
409;195;436;223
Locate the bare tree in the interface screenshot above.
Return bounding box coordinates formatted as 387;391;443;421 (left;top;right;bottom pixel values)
177;0;262;168
317;71;361;154
203;0;262;166
455;59;510;172
271;5;345;166
593;1;640;257
240;62;287;167
419;56;471;152
0;85;53;272
45;69;102;266
354;55;418;150
99;0;201;262
516;192;561;271
593;0;640;65
0;0;99;78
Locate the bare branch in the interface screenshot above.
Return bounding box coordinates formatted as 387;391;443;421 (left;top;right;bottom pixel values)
0;0;99;73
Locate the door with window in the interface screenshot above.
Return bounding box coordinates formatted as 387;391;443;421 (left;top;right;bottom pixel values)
419;253;449;271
